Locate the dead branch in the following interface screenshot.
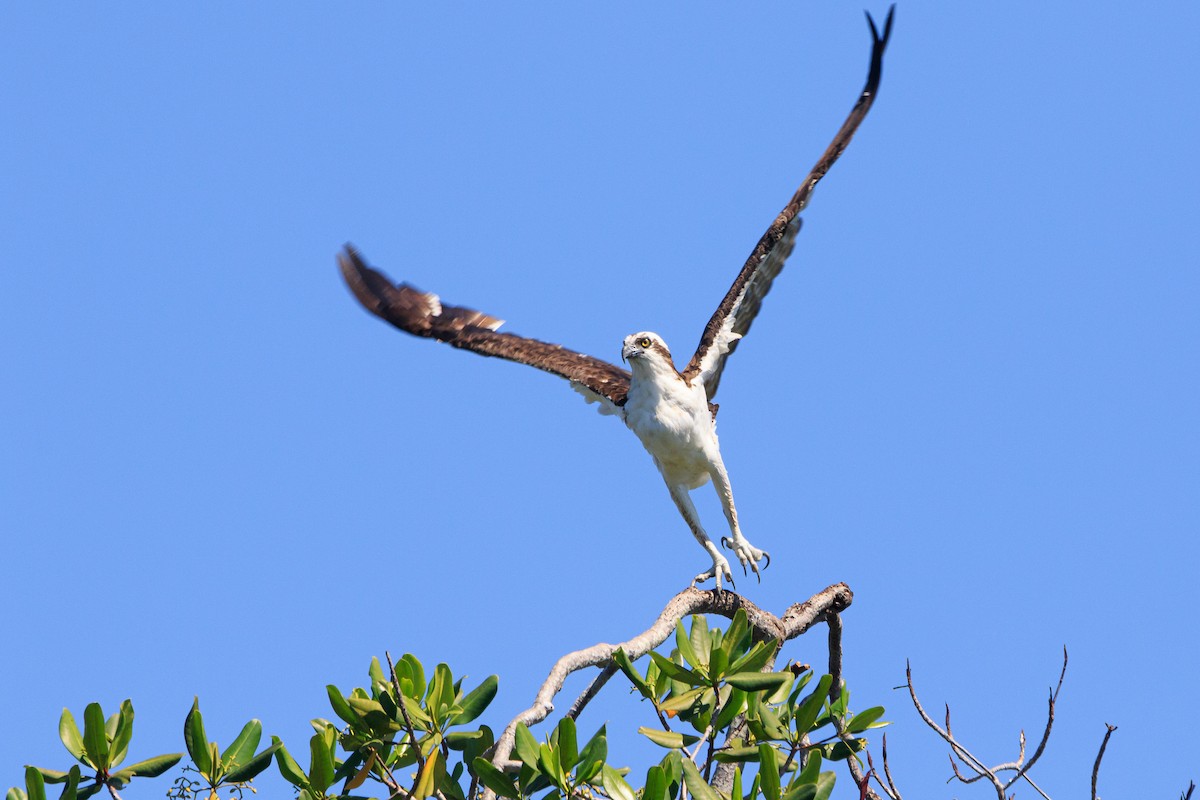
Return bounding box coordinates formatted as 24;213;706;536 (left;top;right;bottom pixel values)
484;583;852;785
1090;724;1116;800
907;650;1068;800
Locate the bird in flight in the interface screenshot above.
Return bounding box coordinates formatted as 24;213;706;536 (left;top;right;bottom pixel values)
339;8;894;591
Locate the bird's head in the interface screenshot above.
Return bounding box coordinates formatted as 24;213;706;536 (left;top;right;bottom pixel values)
622;331;675;371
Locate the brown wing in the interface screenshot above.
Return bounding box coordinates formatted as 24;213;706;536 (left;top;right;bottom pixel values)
339;245;631;409
681;6;895;400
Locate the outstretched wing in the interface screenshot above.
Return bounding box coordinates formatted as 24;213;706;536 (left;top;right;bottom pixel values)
339;245;631;415
682;6;895;400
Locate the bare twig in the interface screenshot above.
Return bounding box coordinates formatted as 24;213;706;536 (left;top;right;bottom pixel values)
827;612;844;703
906;662;1005;798
907;651;1068;800
1181;780;1196;800
869;734;903;800
566;663;617;721
105;784;123;800
1091;724;1116;800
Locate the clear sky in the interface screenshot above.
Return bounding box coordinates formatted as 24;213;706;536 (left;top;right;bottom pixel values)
2;3;1198;798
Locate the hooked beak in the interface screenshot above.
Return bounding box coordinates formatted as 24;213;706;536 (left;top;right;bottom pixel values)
621;343;640;363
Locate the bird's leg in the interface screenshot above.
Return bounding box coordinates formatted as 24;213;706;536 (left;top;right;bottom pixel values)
665;481;735;591
708;458;770;581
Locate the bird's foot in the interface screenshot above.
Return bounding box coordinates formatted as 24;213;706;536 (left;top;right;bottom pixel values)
692;552;735;593
721;535;771;582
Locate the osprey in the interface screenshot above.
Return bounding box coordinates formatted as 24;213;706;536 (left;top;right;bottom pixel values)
339;10;893;590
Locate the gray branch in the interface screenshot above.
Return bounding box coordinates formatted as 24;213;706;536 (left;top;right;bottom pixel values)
484;583;853;792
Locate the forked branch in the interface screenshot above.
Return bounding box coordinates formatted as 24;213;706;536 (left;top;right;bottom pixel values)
486;582;853;781
904;647;1124;800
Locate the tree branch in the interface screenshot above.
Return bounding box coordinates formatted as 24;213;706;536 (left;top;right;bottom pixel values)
907;650;1068;800
486;583;853;782
1090;724;1116;800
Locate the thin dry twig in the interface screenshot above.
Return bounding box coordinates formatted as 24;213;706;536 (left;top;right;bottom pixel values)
907;650;1068;800
1091;724;1116;800
868;734;903;800
1181;780;1196;800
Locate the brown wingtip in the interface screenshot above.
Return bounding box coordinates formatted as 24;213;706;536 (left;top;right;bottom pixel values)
338;243;386;317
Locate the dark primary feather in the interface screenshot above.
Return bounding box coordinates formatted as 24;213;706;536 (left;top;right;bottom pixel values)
681;5;896;400
338;246;632;408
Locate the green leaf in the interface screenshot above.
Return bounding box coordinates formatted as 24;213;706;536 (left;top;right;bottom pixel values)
81;704;109;771
73;786;101;800
750;704;789;742
431;664;456;722
7;788;28;800
108;701;134;770
709;646;729;681
846;706;886;734
758;744;780;800
792;675;832;736
413;749;445;800
688;617;711;670
601;765;636;800
722;610;751;660
794;752;820;785
183;698;211;775
114;753;182;779
326;686;362;728
472;758;519;799
637;727;699;749
401;654;427;700
57;710;86;764
451;675;498;726
23;768;45;800
554;717;577;772
675;622;700;671
711;745;761;763
223;741;279;784
726;672;791;693
714;687;747;732
828;687;848;720
513;724;541;769
819;738;865;761
307;732;335;795
643;765;667;800
611;649;653;699
649;652;705;687
575;729;607;783
538;743;565;790
782;767;830;800
729;641;776;676
220;719;263;772
679;758;720;800
731;764;743;800
272;738;309;789
658;686;710;714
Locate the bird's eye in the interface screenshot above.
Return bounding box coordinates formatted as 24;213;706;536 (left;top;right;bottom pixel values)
639;338;652;348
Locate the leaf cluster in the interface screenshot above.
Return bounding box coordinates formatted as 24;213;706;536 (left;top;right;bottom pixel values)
9;700;181;800
274;655;499;800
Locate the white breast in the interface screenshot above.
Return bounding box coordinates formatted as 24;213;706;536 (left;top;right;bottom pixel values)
624;373;717;490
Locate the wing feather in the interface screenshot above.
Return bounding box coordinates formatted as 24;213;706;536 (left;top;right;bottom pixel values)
682;6;895;400
339;245;631;414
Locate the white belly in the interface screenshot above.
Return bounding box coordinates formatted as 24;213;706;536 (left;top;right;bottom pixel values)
624;378;717;489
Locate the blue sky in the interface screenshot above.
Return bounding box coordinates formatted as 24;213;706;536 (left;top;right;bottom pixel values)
2;3;1198;798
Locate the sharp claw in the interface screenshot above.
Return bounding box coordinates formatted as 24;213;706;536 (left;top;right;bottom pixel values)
762;551;771;570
